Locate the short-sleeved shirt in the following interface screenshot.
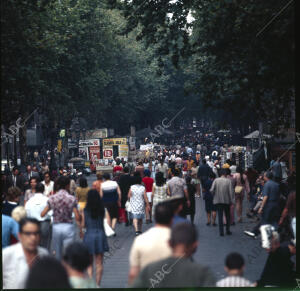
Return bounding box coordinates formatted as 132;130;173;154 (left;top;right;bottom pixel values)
167;176;187;197
47;189;77;223
101;180;119;203
262;180;280;202
142;177;154;192
129;226;172;270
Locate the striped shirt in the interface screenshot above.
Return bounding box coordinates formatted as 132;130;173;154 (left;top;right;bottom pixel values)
216;276;254;287
101;180;119;203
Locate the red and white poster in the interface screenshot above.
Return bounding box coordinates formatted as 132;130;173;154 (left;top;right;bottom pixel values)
89;146;101;162
103;147;113;159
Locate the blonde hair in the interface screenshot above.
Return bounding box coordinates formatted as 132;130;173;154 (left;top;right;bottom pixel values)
11;206;27;222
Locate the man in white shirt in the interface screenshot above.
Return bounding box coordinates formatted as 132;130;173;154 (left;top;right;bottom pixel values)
41;172;54;196
157;159;169;179
128;202;173;285
2;217;49;289
25;183;51;250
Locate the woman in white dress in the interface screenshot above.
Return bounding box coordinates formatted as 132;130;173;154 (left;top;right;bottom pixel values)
128;172;150;236
151;172;170;217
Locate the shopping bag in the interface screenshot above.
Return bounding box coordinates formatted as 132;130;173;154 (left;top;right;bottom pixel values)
104;208;115;237
125;200;132;212
104;218;115;237
118;208;127;223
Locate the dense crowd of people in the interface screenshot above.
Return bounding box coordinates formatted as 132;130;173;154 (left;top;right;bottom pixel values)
1;145;297;288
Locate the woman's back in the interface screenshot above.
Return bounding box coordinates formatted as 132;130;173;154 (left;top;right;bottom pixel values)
153;183;168;200
76;187;90;202
84;209;104;231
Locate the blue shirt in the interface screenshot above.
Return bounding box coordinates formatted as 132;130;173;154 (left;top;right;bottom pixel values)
262;180;280;202
2;215;19;248
172;215;191;227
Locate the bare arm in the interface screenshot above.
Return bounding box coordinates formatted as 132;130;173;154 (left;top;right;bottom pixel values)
73;207;81;223
128;188;132;199
99;185;103;198
151;185;155;201
117;186;122;207
41;205;50;217
143;190;149;206
167;185;171;196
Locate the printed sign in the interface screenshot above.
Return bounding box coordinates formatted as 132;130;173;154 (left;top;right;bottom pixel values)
79;139;100;147
89;146;101;161
119;145;129;158
103;138;127;146
103;148;113;159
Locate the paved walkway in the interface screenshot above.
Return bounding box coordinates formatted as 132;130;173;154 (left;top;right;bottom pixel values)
98;196;268;288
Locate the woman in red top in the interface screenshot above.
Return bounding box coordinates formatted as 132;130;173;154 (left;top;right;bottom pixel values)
142;169;154;223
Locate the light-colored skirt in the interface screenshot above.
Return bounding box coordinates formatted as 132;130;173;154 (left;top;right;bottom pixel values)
146;192;152;203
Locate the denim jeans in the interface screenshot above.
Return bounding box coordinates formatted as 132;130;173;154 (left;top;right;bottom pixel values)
52;223;75;260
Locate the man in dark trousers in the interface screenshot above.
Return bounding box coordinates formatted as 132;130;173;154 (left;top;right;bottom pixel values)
210;168;235;236
118;167;134;226
244;171;280;238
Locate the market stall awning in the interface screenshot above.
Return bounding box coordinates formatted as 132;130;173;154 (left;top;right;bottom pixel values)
244;130;272;139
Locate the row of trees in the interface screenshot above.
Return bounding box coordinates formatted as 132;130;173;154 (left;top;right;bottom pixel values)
112;0;295;135
2;0;295;155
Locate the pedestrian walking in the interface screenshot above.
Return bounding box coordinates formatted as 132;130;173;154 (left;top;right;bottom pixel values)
210;168;235;236
63;242;97;288
128;172;150;235
75;176;90;211
131;223;216;288
26;256;71;289
151;172;170;218
2;218;49;289
142;169;154;223
118;167;134;226
185;176;196;224
167;168;191;213
100;173;121;232
24;177;38;205
202;173;217;226
80;189;109;286
41;176;80;260
41;172;54;197
92;172;103;194
233;166;250;223
191;163;201;197
25;183;52;250
128;202;173;284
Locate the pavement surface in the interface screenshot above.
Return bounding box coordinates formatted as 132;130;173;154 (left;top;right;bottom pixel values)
85;174;268;288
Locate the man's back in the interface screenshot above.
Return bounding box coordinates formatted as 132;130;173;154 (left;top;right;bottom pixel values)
197;164;211;178
132;256;216;288
129;226;172;270
210;177;234;205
